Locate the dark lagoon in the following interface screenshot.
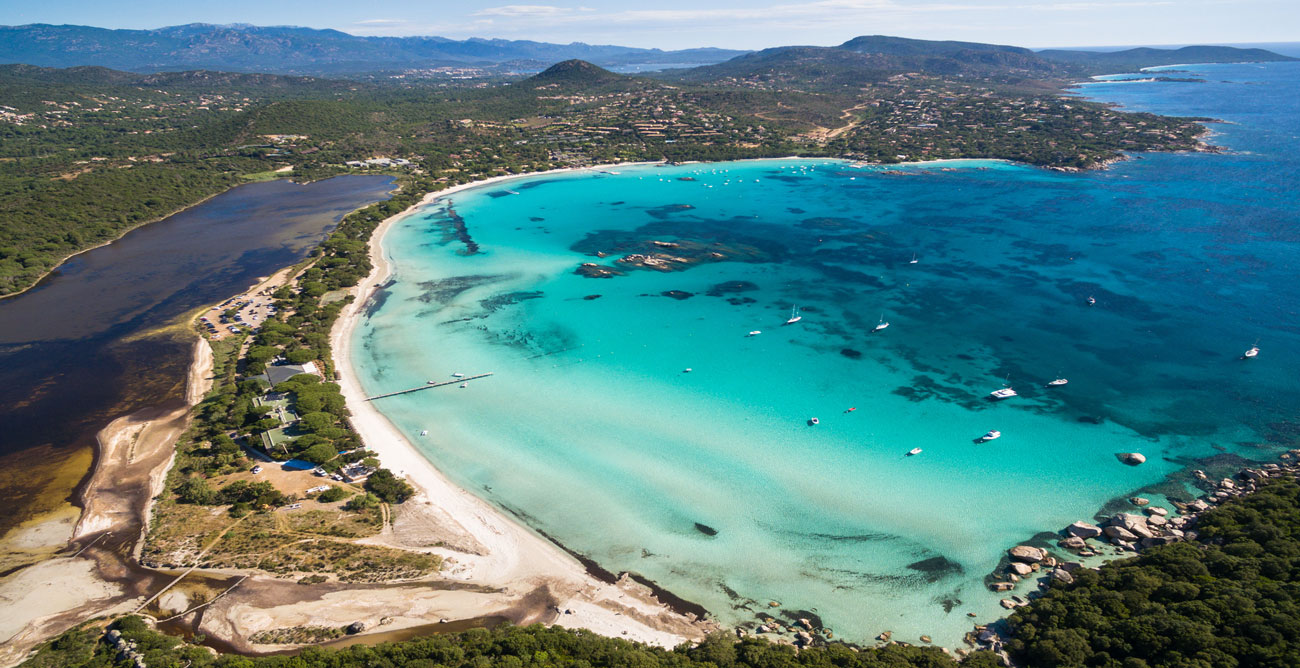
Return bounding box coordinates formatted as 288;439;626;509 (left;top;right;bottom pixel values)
0;175;394;541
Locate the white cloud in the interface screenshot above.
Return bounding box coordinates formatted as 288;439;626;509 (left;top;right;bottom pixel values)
474;5;581;17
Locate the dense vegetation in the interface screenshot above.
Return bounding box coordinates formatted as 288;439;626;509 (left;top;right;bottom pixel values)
25;619;998;668
0;44;1216;296
1008;477;1300;667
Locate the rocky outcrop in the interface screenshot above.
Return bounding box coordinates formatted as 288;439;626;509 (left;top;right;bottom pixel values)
1008;545;1046;563
1104;525;1139;542
1117;452;1147;465
1066;521;1103;539
1059;536;1086;550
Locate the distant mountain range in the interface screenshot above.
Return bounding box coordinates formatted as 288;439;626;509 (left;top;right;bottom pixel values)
0;23;746;75
665;36;1295;90
1037;45;1297;71
0;24;1293;81
667;36;1068;89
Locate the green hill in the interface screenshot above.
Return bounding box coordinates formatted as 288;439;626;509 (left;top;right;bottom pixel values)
524;59;627;87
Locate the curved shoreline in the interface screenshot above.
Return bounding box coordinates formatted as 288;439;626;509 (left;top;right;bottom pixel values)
329;162;711;648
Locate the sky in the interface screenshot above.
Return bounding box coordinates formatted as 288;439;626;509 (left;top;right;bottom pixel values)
1;0;1296;51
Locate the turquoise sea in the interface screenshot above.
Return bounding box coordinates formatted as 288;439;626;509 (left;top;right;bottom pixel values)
352;63;1300;645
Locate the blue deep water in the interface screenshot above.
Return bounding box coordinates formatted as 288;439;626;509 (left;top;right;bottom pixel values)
352;62;1300;644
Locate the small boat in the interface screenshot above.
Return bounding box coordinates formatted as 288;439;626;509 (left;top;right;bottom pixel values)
989;387;1018;400
427;380;437;385
872;314;890;333
683;368;693;373
747;330;762;337
1244;346;1259;359
906;447;922;457
909;253;918;264
1047;378;1068;387
808;417;820;426
785;306;802;325
452;372;465;378
1086;296;1096;306
979;430;1002;442
844;407;857;413
420;430;429;436
505;189;520;195
459;382;468;388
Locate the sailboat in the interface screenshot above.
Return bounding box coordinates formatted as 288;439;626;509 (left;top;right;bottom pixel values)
1047;378;1069;387
909;253;918;264
872;314;890;332
785;306;802;325
1243;341;1260;359
989;377;1017;400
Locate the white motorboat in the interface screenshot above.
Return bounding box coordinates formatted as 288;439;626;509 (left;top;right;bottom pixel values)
1244;346;1259;359
459;382;468;388
785;306;802;325
809;417;820;426
420;430;429;436
1047;378;1068;387
1086;296;1096;306
979;430;1002;442
989;387;1018;400
906;447;922;456
452;372;465;378
747;330;762;337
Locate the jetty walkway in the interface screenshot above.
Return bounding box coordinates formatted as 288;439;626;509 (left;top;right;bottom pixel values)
365;373;493;401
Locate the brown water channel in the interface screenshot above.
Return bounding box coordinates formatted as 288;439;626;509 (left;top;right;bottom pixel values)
0;175;395;544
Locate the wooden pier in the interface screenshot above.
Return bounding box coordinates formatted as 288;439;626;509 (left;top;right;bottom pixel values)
365;373;493;401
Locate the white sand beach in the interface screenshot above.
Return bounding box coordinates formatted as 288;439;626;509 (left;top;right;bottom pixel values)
327;164;711;648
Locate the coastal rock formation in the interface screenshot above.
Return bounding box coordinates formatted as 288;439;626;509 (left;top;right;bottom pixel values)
1110;513;1153;536
1008;562;1033;576
1059;536;1086;551
1007;545;1046;563
1049;568;1074;585
1117;452;1147;465
1065;521;1103;539
1104;526;1139;542
575;263;624;278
